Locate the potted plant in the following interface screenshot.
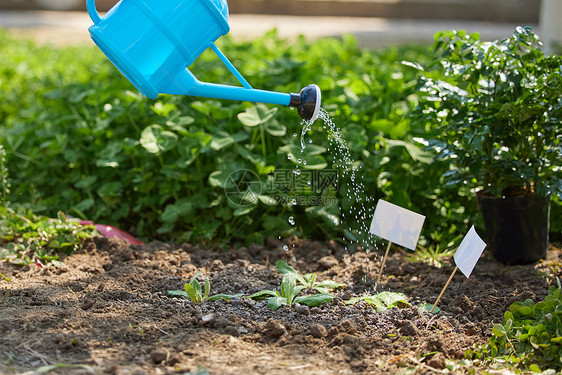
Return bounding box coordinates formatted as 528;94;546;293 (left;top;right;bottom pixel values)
413;26;561;264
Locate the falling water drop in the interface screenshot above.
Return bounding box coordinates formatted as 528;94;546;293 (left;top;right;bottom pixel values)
288;216;296;225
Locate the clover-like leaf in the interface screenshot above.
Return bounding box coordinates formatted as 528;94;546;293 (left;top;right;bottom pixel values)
140;124;178;153
237;104;278;127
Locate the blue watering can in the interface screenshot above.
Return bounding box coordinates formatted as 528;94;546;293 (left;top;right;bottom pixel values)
86;0;321;121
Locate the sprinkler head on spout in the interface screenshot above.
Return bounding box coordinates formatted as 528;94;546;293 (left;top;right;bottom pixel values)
289;84;321;122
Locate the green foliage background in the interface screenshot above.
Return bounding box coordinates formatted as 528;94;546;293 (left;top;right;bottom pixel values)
0;29;558;247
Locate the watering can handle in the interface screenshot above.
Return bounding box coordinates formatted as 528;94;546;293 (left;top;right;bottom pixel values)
210;43;253;89
87;0;102;24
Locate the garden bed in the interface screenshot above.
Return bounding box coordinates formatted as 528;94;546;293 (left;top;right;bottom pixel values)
1;236;560;374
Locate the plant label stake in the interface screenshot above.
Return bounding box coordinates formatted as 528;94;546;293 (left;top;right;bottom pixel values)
431;226;486;312
369;200;425;289
86;0;321;122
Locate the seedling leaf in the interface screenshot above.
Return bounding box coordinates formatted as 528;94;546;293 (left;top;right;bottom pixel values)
204;279;210;301
418;303;440;314
268;296;287;311
281;272;297;304
315;280;345;290
208;293;244;302
294;294;333;307
346;292;410;313
184;283;200;303
492;324;506;338
246;290;278;300
168;290;189;298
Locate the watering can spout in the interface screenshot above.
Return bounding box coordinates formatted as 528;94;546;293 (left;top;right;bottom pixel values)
289;84;321;122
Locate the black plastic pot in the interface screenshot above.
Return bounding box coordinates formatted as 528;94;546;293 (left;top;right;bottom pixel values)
477;193;550;265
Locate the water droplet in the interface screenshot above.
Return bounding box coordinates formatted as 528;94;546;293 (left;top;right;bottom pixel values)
303;160;307;165
283;245;289;251
293;169;301;176
297;159;302;164
288;216;295;225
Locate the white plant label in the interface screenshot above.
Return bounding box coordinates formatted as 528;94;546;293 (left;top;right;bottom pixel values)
454;226;487;278
369;200;425;251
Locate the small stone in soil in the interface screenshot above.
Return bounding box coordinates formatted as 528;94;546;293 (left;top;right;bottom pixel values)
427;353;446;369
80;299;95;310
150;348;169;364
310;324;328;338
397;320;419;337
318;255;339;269
224;326;241;337
261;318;287;339
327;326;339;337
201;313;214;323
213;316;230;328
294;304;310;315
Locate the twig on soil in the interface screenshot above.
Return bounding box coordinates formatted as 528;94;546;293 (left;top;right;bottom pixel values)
486;296;503;306
425;314;439;330
66;286;78;299
153;324;171;336
286;364;312;370
21;345;50;366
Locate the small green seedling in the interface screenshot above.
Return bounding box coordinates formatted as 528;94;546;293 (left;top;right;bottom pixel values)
346;291;411;313
168;271;242;302
247;271;333;311
418;303;440;314
467;278;562;372
276;260;344;294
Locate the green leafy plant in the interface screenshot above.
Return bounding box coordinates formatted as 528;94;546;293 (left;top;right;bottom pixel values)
467;279;562;372
247;271;333;311
406;243;457;269
3;29;558;248
167;270;242;302
275;260;344;293
414;26;562;199
346;291;411;312
0;29;478;248
0;207;97;265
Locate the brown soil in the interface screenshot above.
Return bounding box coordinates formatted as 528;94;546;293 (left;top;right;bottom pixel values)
1;237;560;374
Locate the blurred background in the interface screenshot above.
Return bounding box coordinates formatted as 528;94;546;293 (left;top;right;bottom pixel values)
0;0;559;51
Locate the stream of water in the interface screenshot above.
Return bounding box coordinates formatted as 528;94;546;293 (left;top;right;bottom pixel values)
291;108;378;253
